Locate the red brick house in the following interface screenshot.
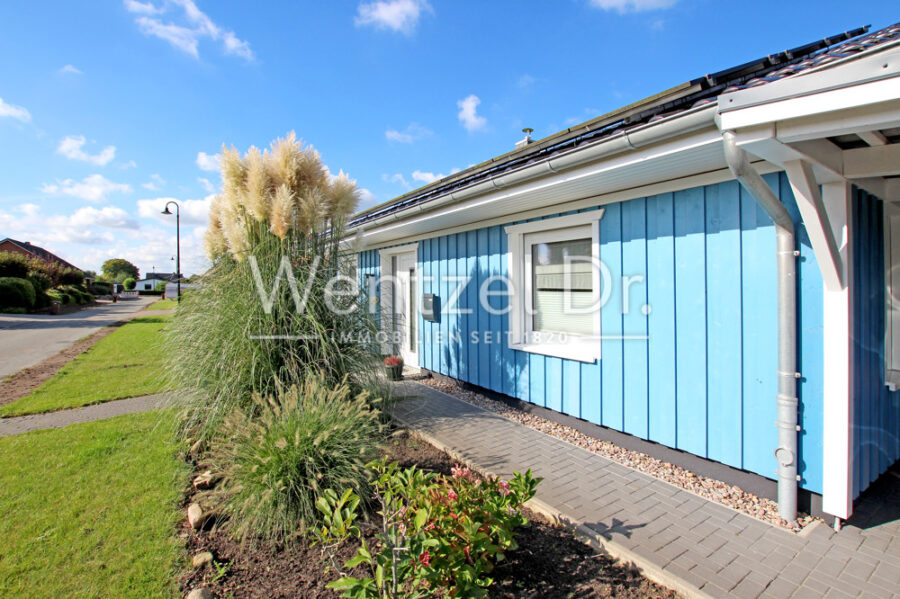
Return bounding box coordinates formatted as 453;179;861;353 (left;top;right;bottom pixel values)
0;238;81;271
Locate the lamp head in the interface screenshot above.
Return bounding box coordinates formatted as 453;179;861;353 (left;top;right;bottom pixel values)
161;206;172;215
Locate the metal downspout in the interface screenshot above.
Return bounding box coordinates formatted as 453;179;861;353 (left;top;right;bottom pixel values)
722;131;799;523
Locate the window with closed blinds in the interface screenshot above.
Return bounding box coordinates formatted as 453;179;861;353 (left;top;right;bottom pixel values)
531;238;593;336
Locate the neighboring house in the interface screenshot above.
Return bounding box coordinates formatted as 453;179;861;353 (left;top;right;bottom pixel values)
134;272;179;291
351;23;900;525
164;282;194;298
0;237;81;271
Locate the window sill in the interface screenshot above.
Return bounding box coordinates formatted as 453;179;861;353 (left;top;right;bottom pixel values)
509;341;600;363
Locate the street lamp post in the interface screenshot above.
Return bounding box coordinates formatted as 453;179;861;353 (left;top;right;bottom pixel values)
161;201;181;302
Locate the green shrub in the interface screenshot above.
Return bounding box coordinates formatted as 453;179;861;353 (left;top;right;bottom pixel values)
47;289;70;305
315;460;540;598
0;277;36;309
27;271;51;293
123;277;136;290
59;285;92;304
0;252;29;278
0;306;26;314
153;281;167;292
89;280;112;295
57;267;85;286
204;375;382;545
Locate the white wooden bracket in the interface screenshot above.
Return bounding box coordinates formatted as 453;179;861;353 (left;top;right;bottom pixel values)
784;159;844;291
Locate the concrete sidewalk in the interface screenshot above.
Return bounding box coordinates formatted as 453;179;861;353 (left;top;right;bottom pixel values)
0;394;168;437
393;381;900;599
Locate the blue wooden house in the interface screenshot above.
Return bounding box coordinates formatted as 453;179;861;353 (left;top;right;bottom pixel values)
351;23;900;525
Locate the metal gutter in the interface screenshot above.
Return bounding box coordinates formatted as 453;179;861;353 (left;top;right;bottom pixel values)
352;104;718;234
722;131;799;523
350;25;870;229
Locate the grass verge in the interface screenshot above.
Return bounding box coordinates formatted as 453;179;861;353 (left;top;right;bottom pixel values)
0;410;189;598
147;299;177;310
0;314;173;417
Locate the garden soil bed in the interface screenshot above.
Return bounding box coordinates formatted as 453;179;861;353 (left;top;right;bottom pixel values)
180;431;675;598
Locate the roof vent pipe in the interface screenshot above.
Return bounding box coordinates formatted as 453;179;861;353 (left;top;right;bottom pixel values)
515;128;535;149
722;130;799;524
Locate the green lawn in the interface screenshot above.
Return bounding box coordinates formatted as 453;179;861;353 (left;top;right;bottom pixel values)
0;314;173;417
146;299;177;310
0;411;189;598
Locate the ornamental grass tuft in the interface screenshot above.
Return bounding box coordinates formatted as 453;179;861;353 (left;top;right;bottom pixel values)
204;375;382;546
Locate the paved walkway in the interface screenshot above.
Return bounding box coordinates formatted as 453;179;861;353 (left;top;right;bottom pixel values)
393;382;900;599
0;297;155;378
0;394;168;437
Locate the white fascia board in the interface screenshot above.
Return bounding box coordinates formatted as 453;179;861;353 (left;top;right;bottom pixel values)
359;127;722;248
718;44;900;128
359;162;782;252
718;76;900;132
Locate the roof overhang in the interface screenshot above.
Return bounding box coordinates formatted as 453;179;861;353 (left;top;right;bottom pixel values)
717;42;900;202
353;104;725;249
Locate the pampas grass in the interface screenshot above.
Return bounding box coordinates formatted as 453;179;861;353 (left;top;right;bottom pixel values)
166;132;385;439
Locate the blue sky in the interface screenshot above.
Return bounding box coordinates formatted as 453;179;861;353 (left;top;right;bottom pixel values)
0;1;895;276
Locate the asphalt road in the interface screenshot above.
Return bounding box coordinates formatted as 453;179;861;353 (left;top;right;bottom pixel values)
0;298;154;378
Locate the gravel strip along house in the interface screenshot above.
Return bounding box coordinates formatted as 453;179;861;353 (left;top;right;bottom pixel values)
351;23;900;527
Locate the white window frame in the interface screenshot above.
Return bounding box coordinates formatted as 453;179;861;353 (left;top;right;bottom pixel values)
505;210;605;363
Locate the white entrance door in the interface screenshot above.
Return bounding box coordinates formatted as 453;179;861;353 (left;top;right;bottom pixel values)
386;250;419;368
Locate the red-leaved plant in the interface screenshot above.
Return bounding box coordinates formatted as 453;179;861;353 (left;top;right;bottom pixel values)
313;458;540;598
383;356;403;367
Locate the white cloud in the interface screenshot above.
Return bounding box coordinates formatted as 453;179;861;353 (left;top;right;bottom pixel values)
0;202;210;274
69;206;138;229
0;97;31;123
0;203;134;248
41;174;132;203
197;177;215;193
141;173;166;190
382;173;410;188
588;0;677;13
59;64;83;75
358;188;378;210
196;151;220;171
137;195;213;226
457;94;486;132
517;74;536;89
56;135;116;166
120;160;138;169
125;0;254;60
135;17;200;57
385;122;432;144
411;170;444;184
123;0;162;14
354;0;430;34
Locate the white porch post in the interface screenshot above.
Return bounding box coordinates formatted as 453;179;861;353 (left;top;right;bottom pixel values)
821;181;854;520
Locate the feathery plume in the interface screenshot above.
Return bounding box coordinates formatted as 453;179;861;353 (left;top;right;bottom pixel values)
270;184;294;239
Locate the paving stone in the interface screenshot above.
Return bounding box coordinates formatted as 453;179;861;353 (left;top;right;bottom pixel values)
397;384;900;599
758;576;799;599
731;575;769;598
717;561;752;590
663;562;709;590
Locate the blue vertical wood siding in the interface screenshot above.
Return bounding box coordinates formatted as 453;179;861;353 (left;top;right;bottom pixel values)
362;173;831;493
851;187;900;498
